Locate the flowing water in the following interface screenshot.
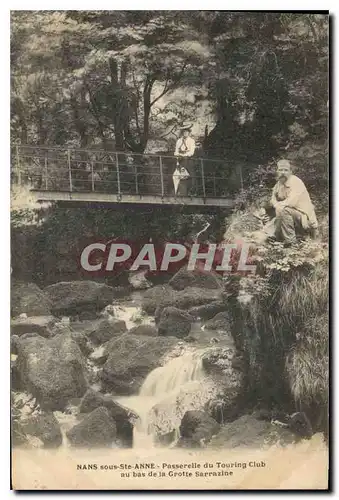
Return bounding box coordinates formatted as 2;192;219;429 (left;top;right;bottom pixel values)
116;348;212;448
19;293;229;449
110;293;224;449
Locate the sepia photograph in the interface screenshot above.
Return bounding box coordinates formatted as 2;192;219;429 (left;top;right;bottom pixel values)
10;10;329;491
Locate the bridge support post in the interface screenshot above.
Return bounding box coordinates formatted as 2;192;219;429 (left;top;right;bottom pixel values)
115;153;121;197
237;164;244;192
159;156;164;197
91;161;95;191
44;153;48;189
67;149;72;192
135;163;139;195
200;159;206;198
15;145;21;185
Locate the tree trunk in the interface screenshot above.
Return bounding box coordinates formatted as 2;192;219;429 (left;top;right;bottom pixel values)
140;77;154;153
109;58;124;151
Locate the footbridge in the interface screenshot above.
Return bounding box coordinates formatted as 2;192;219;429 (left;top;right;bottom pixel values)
11;145;244;208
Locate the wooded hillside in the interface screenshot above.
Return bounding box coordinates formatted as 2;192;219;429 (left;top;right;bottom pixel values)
11;12;328;178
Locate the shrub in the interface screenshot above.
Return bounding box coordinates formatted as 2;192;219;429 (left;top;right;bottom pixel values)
286;313;328;407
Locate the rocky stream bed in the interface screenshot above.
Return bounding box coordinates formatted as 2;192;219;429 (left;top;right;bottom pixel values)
11;267;317;451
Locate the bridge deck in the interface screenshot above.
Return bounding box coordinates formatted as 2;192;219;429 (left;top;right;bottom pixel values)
31;190;236;207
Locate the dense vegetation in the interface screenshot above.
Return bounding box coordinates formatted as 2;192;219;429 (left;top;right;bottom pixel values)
11;12;328;164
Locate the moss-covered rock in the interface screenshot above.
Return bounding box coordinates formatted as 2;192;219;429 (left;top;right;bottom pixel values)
16;334;87;410
101;334;178;395
44;281;115;316
11;281;52;317
158;307;192;338
66;407;116;447
169;266;222;291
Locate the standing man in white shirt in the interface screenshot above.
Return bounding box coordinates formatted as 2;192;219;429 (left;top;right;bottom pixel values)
173;124;196;195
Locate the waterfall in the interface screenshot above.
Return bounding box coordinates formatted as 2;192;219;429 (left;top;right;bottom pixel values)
110;300;214;448
117;348;216;449
139;350;205;397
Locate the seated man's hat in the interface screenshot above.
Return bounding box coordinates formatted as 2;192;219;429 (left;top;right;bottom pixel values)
277;159;291;169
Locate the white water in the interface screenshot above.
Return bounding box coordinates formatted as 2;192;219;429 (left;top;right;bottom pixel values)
112;298;155;330
117;348;216;449
100;298;221;449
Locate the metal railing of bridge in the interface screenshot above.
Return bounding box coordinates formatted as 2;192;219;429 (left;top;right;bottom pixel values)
11;145;244;199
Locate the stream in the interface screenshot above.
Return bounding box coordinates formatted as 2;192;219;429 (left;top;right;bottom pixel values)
53;290;233;450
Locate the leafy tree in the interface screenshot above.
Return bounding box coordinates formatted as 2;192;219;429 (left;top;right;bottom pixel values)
11;11;213;152
203;13;328;165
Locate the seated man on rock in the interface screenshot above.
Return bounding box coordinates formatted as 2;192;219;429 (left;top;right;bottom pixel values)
252;159;318;246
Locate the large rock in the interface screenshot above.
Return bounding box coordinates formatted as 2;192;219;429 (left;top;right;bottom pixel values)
84;318;127;345
178;410;220;448
201;346;245;419
223;212;264;241
79;389;136;447
204;396;242;424
144;285;221;316
169;266;222;291
66;407;116;448
128;325;158;337
146;378;219;442
101;334;178;394
189;301;226;320
202;346;244;381
141;285;176;314
21;412;63;448
11;316;56;338
44;281;115;316
204;311;232;331
11;357;21;390
287;412;313;439
208;414;300;449
158;307;192;338
11;282;52;317
49;324;92;356
16;334;87;410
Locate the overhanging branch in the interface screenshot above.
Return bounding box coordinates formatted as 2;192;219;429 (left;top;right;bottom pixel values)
150;62;188;107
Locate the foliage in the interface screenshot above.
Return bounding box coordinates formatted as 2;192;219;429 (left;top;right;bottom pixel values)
11;185;51;228
225;243;328;424
11;11;213;153
253;238;328;273
204;13;328;164
286;313;328;407
11;12;328;171
222;201;328;423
